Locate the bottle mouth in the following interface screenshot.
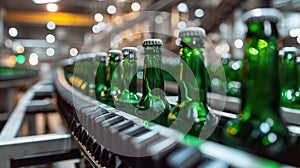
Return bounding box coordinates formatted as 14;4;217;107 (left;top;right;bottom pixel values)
108;49;122;55
282;47;297;53
179;27;206;38
142;39;163;47
242;8;283;24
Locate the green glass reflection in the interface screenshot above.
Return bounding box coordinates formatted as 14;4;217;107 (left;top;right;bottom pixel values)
224;15;291;155
95;54;107;101
167;34;211;136
115;48;139;114
98;51;122;107
136;42;171;126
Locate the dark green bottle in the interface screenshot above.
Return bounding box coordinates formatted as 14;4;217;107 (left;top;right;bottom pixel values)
280;47;300;108
98;50;122;107
95;52;108;101
136;39;171;126
115;47;139;114
167;27;212;136
224;8;290;154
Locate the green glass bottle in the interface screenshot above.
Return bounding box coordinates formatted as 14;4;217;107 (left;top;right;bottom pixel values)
136;39;171;126
167;27;212;136
224;8;290;154
95;53;108;101
99;50;122;107
280;47;300;108
115;47;139;114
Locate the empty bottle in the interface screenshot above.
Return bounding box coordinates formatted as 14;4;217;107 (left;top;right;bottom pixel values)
224;8;290;154
115;47;139;114
95;52;108;101
98;50;122;107
167;27;213;136
136;39;171;126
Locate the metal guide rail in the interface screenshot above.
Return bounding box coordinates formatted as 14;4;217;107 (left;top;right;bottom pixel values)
55;55;300;168
0;77;81;168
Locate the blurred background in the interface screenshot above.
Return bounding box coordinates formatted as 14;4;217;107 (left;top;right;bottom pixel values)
0;0;299;68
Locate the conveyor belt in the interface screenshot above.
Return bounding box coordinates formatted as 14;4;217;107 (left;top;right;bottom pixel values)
54;55;300;168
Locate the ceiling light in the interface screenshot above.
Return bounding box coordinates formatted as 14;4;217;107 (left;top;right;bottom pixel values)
9;27;18;37
46;48;55;56
46;3;58;12
107;5;117;15
69;48;78;56
177;2;188;13
234;39;243;49
29;53;39;66
16;45;25;53
33;0;60;4
46;21;56;30
46;34;55;43
131;2;141;12
194;8;204;18
94;13;104;22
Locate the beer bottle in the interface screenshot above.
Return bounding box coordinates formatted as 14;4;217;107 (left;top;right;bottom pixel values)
98;50;122;107
281;47;300;108
95;53;108;101
224;8;290;154
167;27;212;136
136;39;171;126
115;47;139;114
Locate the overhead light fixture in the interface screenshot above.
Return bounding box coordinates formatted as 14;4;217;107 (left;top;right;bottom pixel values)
33;0;61;4
177;2;188;13
194;8;204;18
8;27;18;37
46;34;56;43
107;5;117;15
46;48;55;56
94;13;104;22
47;21;56;30
131;2;141;12
69;48;78;56
46;3;58;12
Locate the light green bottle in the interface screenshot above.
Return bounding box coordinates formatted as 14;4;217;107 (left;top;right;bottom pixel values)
224;8;291;154
99;50;122;107
136;39;171;126
95;53;108;101
115;47;139;114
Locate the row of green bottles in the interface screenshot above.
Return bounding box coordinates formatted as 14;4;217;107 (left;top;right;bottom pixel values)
280;47;300;109
224;8;291;155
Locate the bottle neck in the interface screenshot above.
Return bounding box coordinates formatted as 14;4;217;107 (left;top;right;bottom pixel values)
180;39;207;103
122;55;137;93
142;46;164;97
282;51;298;89
95;61;107;85
242;21;280;119
106;60;120;86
